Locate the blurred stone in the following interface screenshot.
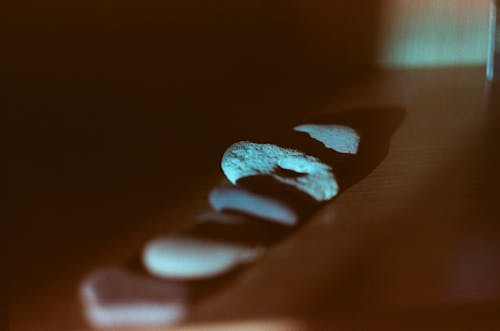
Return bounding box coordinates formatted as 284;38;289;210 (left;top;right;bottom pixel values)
209;185;298;226
143;235;263;280
221;141;338;202
194;211;292;246
80;267;187;329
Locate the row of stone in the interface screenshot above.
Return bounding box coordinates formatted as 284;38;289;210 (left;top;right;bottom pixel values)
79;122;361;328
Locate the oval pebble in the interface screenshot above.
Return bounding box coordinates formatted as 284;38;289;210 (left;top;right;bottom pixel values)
80;267;188;329
193;211;291;246
143;236;262;280
209;185;298;226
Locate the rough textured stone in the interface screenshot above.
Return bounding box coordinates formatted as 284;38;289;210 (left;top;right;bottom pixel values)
221;141;338;202
294;124;360;154
143;235;262;280
209;185;299;226
80;267;187;329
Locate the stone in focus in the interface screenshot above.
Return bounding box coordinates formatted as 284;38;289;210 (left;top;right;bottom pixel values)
80;267;187;329
209;185;298;226
294;124;360;154
221;141;338;202
143;235;262;280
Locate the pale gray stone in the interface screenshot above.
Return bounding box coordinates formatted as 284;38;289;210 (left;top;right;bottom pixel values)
143;235;263;280
221;141;338;202
80;267;187;329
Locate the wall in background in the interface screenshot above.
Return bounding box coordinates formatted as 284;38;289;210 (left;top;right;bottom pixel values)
378;0;491;67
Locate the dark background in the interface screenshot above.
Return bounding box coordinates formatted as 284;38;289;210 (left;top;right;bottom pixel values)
6;0;382;324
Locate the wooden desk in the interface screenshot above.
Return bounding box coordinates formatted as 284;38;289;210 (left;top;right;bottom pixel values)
8;66;500;330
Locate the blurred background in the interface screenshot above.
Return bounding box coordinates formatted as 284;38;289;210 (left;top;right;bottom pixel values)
6;0;495;330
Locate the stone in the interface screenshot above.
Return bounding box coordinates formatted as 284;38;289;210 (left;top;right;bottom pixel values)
143;235;262;280
221;141;338;202
208;185;299;226
194;211;291;246
294;124;360;154
80;267;187;329
289;107;406;190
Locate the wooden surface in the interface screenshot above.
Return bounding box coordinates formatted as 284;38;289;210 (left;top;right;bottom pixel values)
8;66;500;331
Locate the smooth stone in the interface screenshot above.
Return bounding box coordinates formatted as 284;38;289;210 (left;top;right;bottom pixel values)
208;185;299;226
193;211;291;246
221;141;339;202
80;267;187;329
294;124;360;154
143;235;262;280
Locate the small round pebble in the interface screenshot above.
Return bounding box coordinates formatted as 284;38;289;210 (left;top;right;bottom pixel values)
80;267;187;329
